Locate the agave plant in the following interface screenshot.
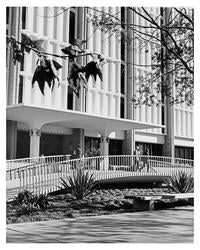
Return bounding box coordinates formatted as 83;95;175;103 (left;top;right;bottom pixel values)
164;171;194;193
59;169;96;200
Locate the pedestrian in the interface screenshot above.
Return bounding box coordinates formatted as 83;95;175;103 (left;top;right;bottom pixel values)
141;148;150;172
134;146;140;171
73;144;83;169
75;144;82;158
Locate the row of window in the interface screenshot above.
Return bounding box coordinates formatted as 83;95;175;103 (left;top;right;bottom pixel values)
15;131;194;160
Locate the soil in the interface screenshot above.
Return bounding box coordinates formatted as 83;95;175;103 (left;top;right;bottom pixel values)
6;188;192;224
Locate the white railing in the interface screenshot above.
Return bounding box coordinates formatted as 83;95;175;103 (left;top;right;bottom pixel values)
174;158;194;167
6;155;71;183
6;155;71;171
6;155;194;199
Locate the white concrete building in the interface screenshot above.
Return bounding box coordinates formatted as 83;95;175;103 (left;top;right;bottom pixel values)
6;7;194;160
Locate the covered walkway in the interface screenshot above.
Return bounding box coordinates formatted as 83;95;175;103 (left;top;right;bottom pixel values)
7;104;164;158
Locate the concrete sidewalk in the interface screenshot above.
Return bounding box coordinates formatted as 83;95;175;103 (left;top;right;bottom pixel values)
6;206;194;243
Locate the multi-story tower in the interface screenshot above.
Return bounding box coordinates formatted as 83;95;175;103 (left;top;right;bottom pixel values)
6;7;193;160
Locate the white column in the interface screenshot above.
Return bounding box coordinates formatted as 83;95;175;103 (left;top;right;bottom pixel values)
87;8;94;51
29;128;41;157
100;136;109;156
22;77;31;105
56;7;63;41
61;83;67;109
110;95;115;117
86;90;92;113
27;7;34;32
100;135;109;171
36;7;44;35
95;92;100;115
63;9;69;42
115;63;120;93
93;7;101;53
182;110;186;137
46;7;54;38
101;93;108;116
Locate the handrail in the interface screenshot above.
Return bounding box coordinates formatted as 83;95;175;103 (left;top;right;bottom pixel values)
7;154;68;162
6;155;194;200
6;154;71;171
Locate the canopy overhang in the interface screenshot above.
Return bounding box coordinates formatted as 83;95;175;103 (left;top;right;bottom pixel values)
7;104;164;134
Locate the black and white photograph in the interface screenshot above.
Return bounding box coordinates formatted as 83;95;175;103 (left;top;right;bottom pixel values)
3;1;197;245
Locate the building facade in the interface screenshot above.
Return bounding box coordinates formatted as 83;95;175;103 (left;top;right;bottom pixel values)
6;7;194;160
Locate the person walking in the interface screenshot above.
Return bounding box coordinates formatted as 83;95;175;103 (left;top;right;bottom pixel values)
134;146;141;171
140;148;150;172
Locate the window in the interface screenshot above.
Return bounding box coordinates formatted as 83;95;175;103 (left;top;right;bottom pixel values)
18;76;23;103
175;146;194;160
120;97;124;118
121;64;125;94
67;8;77;110
67;87;73;110
40;133;63;156
121;7;125;29
69;10;76;44
121;35;125;61
6;7;10;24
16;130;30;159
136;142;163;156
109;139;122;155
120;8;126;119
22;7;26;29
84;137;100;156
161;105;165;133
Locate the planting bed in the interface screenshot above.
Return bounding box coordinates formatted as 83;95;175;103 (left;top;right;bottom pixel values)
6;187;192;224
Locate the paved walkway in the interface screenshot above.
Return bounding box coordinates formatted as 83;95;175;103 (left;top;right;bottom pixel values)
6;206;193;243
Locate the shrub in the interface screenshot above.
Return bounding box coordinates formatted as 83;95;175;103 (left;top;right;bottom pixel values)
14;190;36;206
59;169;96;200
13;190;50;214
36;194;50;210
164;171;194;193
16;203;38;216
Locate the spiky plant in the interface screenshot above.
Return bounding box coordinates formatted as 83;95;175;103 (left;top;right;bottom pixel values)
59;169;96;200
13;190;50;211
164;171;194;193
14;190;36;205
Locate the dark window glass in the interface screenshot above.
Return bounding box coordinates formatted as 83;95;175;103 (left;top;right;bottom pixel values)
191;148;194;159
20;49;24;71
67;86;73;110
175;146;194;160
120;97;124;118
69;11;75;44
22;7;26;29
18;76;23;103
121;64;125;94
109;139;122;155
136;142;163;156
6;7;9;24
175;147;180;158
121;34;125;61
161;105;165;133
84;137;100;156
16;130;30;158
40;133;63;156
185;148;189;159
180;147;185;158
121;7;125;29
